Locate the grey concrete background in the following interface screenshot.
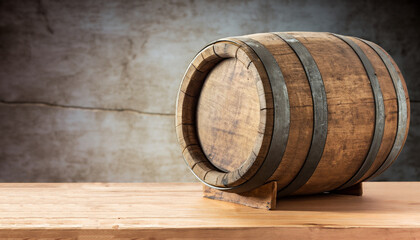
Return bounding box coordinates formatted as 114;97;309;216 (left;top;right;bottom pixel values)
0;0;418;182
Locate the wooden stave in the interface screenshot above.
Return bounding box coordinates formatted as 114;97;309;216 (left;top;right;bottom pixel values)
331;34;386;190
271;32;328;197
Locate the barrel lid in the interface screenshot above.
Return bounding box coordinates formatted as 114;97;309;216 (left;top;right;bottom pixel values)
197;57;261;174
176;40;274;190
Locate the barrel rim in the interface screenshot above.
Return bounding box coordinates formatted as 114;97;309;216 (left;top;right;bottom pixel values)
175;39;274;190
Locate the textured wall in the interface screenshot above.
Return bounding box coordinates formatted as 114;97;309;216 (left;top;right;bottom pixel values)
0;0;419;182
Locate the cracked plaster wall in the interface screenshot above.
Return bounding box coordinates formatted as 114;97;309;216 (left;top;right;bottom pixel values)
0;0;419;182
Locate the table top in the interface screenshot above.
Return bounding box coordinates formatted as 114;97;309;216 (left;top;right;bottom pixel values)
0;182;419;239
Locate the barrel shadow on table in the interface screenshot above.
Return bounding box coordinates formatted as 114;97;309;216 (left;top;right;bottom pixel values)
275;193;387;212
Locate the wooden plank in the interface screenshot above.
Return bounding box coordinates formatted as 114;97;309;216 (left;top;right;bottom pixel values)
0;228;419;240
0;182;419;239
203;181;277;209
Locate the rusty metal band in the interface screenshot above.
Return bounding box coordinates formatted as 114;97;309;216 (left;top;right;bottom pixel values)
188;37;290;193
332;34;385;190
359;39;408;180
273;33;328;197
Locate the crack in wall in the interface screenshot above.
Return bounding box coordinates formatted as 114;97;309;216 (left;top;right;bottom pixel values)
37;0;54;34
0;100;175;116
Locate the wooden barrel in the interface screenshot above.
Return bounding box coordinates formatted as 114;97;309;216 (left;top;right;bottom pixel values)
176;32;410;196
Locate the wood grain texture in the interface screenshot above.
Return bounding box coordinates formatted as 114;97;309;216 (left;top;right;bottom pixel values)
0;182;419;239
289;32;375;194
349;37;398;182
197;58;261;172
248;33;314;189
203;181;277;209
177;40;273;188
177;32;410;196
367;43;411;178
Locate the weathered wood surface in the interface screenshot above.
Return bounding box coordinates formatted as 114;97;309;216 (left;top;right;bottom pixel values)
197;57;262;173
177;41;273;188
203;181;361;209
0;182;419;239
176;32;410;195
203;181;278;209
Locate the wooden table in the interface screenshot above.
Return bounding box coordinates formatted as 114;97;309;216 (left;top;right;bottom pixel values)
0;182;419;239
